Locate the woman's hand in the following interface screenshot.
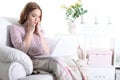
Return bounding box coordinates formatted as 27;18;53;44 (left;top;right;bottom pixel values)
35;21;41;35
26;19;36;34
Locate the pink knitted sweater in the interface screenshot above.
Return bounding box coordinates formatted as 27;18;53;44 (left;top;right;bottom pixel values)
10;24;48;58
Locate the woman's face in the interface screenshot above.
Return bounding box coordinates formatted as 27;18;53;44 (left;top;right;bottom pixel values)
27;9;41;25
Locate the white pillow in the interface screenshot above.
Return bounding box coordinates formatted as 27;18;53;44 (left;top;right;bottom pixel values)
0;46;33;75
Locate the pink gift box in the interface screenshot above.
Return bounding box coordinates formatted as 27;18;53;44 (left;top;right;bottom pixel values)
87;48;114;66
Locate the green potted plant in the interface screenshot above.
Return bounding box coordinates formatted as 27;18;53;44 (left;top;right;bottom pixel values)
61;1;87;33
62;1;88;23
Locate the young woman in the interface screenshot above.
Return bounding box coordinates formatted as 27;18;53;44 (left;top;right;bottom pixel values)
10;2;87;80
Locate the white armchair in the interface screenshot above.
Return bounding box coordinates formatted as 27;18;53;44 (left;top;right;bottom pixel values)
0;46;33;80
0;17;58;80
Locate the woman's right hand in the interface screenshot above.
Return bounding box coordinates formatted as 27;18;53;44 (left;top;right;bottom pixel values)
26;19;36;34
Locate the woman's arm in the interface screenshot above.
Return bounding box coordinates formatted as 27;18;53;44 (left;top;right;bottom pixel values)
35;22;50;54
23;32;33;53
10;19;35;53
10;25;33;53
39;32;50;54
10;25;27;53
22;19;36;53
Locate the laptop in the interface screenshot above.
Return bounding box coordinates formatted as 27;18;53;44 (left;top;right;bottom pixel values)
34;36;81;58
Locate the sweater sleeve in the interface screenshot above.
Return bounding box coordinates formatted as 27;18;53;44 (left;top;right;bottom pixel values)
10;25;26;53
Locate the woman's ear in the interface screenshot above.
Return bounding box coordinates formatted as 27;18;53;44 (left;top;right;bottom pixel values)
24;15;27;21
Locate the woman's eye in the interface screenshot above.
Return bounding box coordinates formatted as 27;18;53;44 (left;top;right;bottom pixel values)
32;15;35;17
32;15;36;17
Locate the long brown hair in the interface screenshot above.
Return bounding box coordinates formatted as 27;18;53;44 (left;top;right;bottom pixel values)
19;2;42;24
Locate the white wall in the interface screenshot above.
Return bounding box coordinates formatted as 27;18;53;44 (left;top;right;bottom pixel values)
0;0;120;34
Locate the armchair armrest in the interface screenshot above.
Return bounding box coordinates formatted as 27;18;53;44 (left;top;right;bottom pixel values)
0;46;33;75
0;62;26;80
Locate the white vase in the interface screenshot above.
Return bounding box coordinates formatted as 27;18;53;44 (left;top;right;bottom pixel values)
67;22;77;34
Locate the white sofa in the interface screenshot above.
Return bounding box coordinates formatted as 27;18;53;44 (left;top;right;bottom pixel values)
0;17;59;80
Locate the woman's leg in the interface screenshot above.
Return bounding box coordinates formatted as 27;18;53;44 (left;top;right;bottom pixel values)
32;57;51;71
